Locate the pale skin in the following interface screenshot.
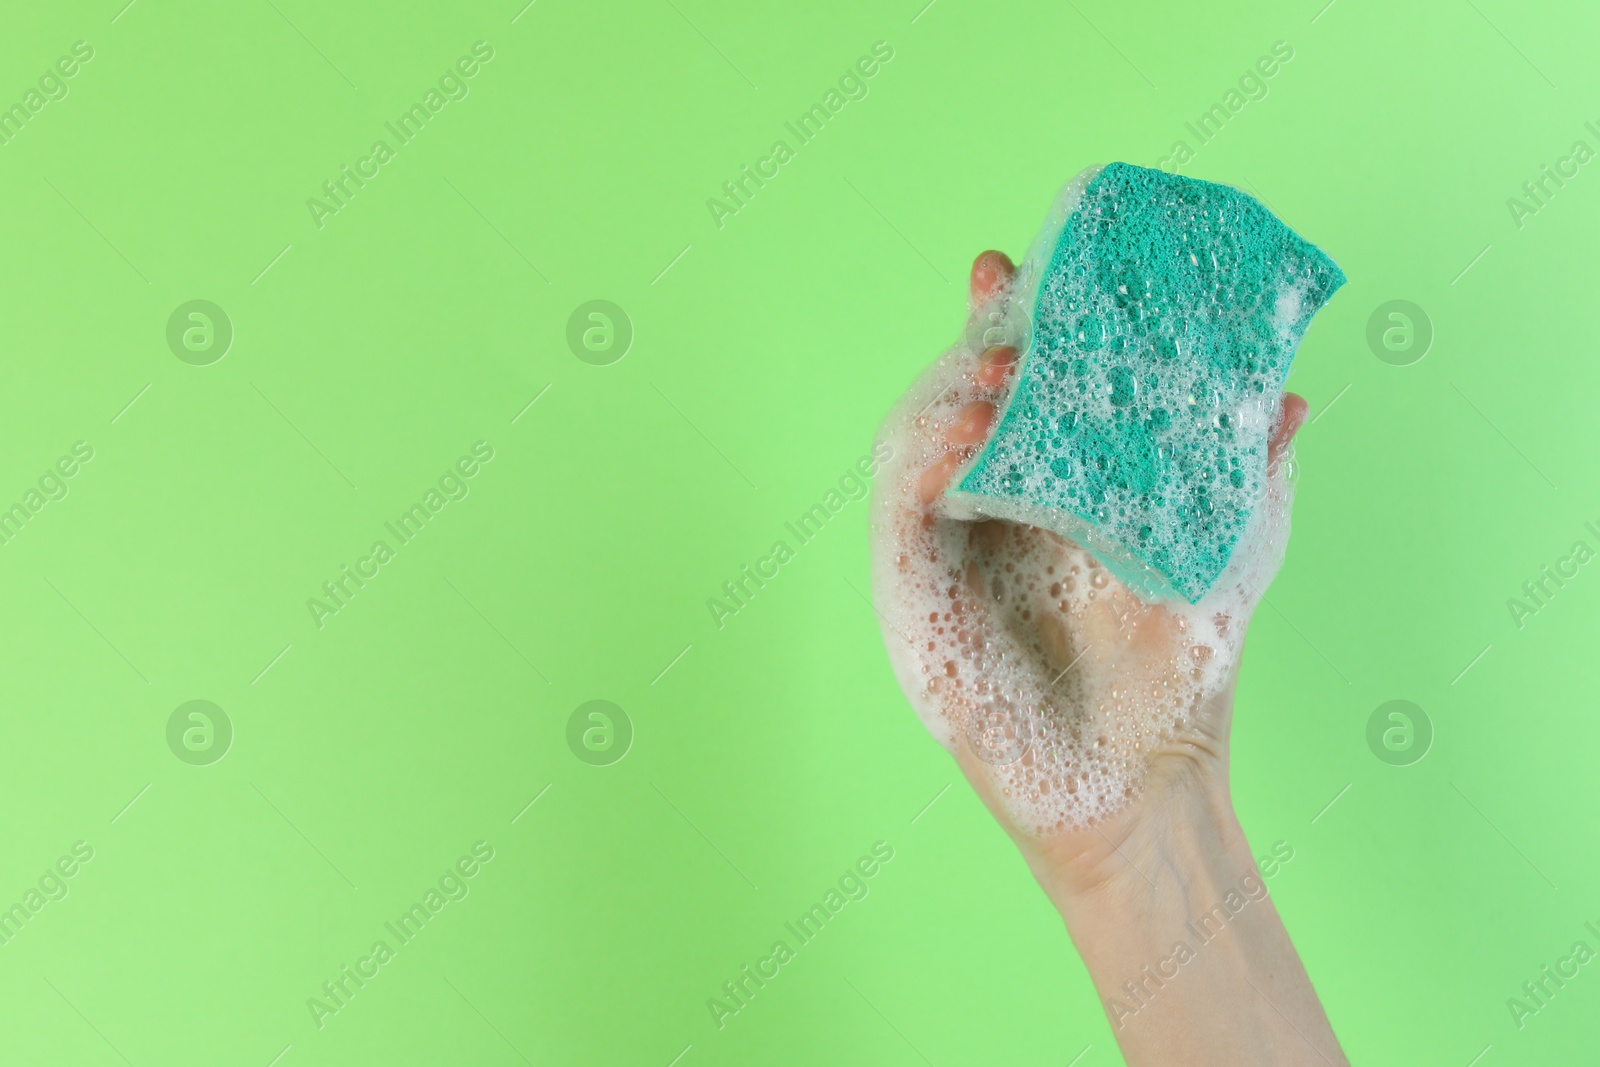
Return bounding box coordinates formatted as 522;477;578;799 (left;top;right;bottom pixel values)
884;250;1347;1066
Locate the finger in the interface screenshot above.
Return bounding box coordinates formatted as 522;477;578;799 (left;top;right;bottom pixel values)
1268;391;1308;465
917;399;997;504
946;401;995;446
976;345;1018;390
918;453;965;505
969;250;1015;312
905;252;1018;510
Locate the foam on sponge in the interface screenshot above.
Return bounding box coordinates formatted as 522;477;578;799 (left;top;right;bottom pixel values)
948;162;1345;603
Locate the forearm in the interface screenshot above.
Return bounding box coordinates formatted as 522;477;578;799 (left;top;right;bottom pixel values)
1039;783;1346;1066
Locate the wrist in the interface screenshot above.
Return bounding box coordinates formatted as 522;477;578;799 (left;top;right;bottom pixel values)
1018;763;1244;917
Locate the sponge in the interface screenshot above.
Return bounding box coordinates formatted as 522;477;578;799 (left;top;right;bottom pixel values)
948;162;1345;603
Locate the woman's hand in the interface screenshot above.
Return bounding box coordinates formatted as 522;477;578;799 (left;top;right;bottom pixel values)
869;250;1344;1065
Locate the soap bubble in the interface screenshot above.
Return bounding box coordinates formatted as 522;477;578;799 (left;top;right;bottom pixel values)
964;702;1038;765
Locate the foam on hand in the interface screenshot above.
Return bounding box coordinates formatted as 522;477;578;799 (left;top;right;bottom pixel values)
948;162;1344;603
868;163;1343;836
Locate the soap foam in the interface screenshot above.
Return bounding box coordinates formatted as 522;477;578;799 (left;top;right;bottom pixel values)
868;170;1306;836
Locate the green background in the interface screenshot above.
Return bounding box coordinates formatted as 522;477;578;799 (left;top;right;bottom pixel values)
0;0;1593;1063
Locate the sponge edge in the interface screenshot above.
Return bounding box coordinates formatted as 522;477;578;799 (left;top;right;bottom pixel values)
947;162;1346;603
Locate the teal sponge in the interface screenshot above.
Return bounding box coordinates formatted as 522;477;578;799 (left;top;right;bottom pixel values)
949;163;1345;603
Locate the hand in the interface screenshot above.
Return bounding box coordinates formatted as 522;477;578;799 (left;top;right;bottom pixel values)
870;248;1344;1064
871;248;1309;895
